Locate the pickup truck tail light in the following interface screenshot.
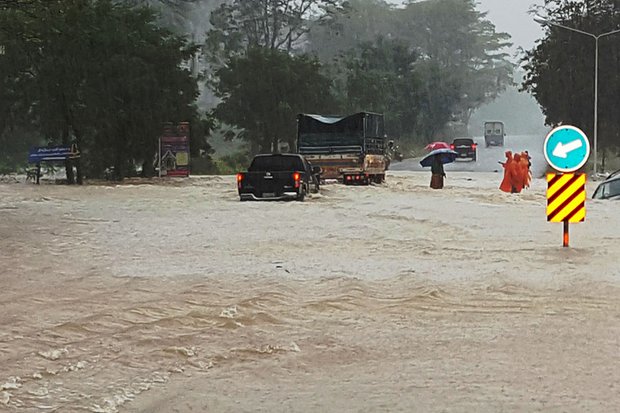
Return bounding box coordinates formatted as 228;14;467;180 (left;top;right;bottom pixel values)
236;173;244;189
472;144;477;149
293;172;301;188
450;144;455;150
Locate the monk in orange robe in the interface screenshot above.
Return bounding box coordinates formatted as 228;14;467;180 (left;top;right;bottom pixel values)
511;153;524;193
519;152;531;189
499;151;514;193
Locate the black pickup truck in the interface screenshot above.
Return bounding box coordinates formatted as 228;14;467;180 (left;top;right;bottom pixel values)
236;153;321;201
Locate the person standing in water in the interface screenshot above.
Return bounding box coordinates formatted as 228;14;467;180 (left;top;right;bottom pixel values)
499;151;514;193
430;154;445;189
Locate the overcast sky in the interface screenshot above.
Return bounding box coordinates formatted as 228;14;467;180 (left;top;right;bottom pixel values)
476;0;545;58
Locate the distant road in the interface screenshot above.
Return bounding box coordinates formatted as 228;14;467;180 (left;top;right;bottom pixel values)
391;134;547;177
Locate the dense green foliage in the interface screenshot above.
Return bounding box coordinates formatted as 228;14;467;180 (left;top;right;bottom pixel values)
0;0;211;179
398;0;513;125
337;36;462;140
307;0;513;141
211;47;337;153
338;37;421;136
1;0;529;178
209;0;513;150
205;0;340;66
124;0;216;35
522;0;620;160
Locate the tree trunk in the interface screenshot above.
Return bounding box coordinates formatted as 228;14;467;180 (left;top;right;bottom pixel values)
114;130;125;181
287;137;296;153
114;150;124;181
73;128;83;184
142;158;155;178
259;135;271;153
59;92;75;184
250;139;259;157
63;159;75;184
75;159;83;185
62;125;75;184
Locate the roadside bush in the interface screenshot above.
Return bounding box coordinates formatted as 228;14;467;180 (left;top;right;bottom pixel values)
397;136;428;159
0;161;16;175
215;151;250;175
191;156;218;175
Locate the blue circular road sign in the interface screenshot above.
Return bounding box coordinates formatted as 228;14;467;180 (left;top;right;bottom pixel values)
543;125;591;173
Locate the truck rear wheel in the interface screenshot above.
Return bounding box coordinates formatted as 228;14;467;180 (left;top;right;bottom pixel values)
297;187;306;201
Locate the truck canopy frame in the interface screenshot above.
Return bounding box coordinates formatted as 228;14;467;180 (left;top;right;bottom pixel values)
297;112;386;155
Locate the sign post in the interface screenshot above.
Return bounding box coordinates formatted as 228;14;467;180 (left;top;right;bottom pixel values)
27;145;81;185
543;125;590;247
159;122;190;178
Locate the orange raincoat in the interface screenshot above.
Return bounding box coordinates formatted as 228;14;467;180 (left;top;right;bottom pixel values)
519;152;531;189
499;151;514;193
511;153;524;193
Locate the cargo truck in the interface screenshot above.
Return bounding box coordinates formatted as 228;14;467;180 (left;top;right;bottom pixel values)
296;112;388;185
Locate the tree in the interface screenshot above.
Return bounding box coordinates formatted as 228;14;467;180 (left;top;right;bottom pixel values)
0;0;35;9
397;0;513;129
522;0;620;157
412;60;463;141
307;0;513;140
211;47;337;153
0;1;49;171
122;0;215;34
205;0;342;66
306;0;397;62
0;0;204;180
339;36;419;138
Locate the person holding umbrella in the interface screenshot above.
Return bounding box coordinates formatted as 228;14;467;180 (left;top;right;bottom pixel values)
430;154;446;189
420;148;457;189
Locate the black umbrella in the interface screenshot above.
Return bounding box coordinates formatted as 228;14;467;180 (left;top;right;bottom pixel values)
419;148;458;167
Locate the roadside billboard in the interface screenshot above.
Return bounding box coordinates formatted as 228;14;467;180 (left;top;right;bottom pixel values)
159;122;190;177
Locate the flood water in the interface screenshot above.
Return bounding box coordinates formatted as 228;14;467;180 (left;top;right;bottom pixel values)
1;173;619;412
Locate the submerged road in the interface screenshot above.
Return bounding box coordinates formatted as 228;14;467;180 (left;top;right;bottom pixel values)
391;134;548;178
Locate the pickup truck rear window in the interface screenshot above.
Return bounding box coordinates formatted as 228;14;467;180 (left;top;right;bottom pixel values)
453;139;474;146
249;156;305;172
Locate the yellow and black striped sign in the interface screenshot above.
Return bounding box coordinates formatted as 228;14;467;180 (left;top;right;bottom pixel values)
546;173;586;223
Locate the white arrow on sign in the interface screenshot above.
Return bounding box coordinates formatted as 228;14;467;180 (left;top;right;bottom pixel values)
552;139;583;159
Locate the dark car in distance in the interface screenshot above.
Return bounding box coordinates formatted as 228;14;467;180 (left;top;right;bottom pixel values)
236;153;320;201
451;138;477;162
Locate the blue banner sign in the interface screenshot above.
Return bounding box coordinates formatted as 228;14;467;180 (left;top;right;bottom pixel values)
28;145;80;163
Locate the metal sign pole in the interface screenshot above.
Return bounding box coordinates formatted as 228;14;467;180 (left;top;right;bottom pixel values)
563;221;569;248
158;136;162;178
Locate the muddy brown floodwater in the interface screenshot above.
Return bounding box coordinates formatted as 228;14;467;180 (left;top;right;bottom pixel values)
1;173;620;412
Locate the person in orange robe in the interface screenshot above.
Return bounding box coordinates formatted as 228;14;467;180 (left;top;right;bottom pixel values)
499;151;514;193
519;152;531;189
511;153;524;193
